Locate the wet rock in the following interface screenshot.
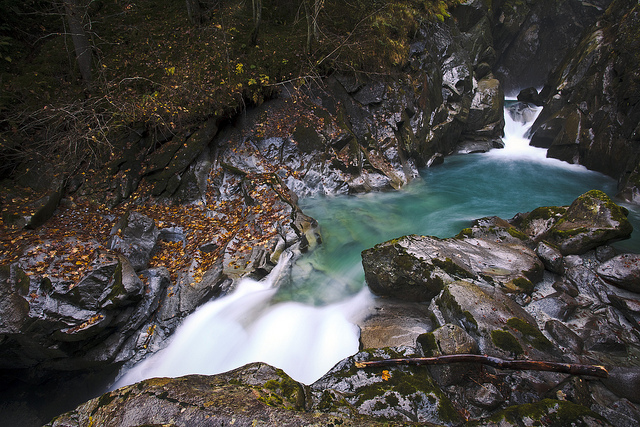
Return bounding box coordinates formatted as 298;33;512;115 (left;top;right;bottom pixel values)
582;318;628;355
472;398;609;426
24;183;65;230
46;363;405;427
529;292;579;322
433;281;555;359
353;82;386;106
536;242;564;274
417;323;479;386
109;211;160;271
144;118;218;197
544;319;584;354
596;253;640;293
312;348;463;425
463;76;504;137
505;101;540;124
359;299;434;349
541;190;633;255
607;294;640;328
362;234;543;302
552;278;579;298
516;87;544;106
455;138;503;154
602;367;640;404
527;0;640;194
492;0;613;95
595;245;617;262
467;383;504;410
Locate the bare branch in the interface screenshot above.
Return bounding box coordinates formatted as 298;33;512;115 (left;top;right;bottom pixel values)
355;354;609;378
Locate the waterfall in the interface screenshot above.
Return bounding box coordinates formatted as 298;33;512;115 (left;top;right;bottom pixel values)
113;251;373;387
490;101;591;173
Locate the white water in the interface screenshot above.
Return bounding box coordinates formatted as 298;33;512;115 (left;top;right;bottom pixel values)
113;251;373;387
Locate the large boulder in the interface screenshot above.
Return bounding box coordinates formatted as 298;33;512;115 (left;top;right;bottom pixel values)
108;211;160;271
361;234;543;302
0;248;154;372
46;362;423;427
312;348;463;425
431;281;556;360
539;190;633;255
465;191;633;256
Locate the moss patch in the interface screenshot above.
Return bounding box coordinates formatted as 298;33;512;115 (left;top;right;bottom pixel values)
491;329;524;356
481;398;606;425
510;277;534;294
416;332;438;356
432;257;474;279
506;318;553;351
354;367;461;423
259;368;305;410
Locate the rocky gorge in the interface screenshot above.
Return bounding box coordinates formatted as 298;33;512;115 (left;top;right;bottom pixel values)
2;0;640;426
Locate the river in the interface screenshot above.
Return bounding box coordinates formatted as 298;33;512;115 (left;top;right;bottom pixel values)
112;101;640;388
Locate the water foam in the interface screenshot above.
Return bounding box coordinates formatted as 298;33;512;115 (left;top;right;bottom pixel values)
113;252;373;388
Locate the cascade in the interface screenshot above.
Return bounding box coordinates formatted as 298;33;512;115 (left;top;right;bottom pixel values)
113;251;373;387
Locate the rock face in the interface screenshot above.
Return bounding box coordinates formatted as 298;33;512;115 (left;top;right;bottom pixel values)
490;0;614;95
528;0;640;202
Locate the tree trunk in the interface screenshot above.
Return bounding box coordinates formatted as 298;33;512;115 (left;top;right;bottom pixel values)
250;0;262;45
304;0;312;53
63;0;92;88
313;0;322;40
186;0;205;25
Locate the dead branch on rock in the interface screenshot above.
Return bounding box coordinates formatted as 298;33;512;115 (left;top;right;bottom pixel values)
354;354;609;378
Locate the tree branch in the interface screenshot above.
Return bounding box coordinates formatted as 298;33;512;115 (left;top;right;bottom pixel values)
355;354;609;378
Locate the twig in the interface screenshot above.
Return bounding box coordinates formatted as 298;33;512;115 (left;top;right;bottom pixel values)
355;354;609;378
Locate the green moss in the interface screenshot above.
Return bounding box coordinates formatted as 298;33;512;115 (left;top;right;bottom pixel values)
491;329;524;356
482;399;606;426
462;310;479;330
432;257;474;279
506;227;528;240
519;206;566;229
456;228;473;238
100;261;128;305
416;332;438;356
511;277;534;294
395;253;416;270
506;318;553;351
353;367;461;423
259;369;305;410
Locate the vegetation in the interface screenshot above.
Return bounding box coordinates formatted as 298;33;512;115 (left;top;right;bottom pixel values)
0;0;460;179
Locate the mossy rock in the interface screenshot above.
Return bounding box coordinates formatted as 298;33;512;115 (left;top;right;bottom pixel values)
545;190;633;255
471;398;609;426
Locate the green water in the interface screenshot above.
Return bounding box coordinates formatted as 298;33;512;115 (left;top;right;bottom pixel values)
280;151;640;306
